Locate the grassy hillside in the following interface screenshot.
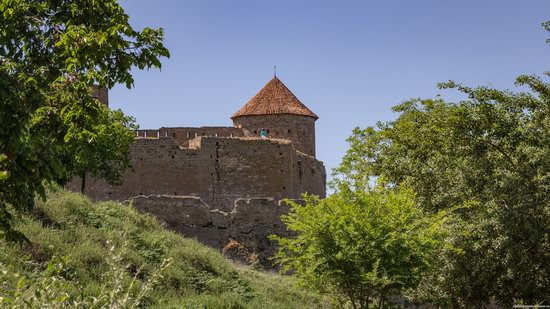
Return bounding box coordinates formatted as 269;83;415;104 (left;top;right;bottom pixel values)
0;189;326;308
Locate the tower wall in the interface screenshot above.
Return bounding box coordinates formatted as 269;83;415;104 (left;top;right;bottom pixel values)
92;86;109;107
232;114;316;157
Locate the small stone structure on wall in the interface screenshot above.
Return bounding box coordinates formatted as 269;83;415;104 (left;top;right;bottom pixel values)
70;77;326;266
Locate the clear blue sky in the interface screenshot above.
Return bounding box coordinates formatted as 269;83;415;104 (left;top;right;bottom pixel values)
113;0;550;178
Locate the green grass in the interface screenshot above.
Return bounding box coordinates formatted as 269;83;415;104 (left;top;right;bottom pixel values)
0;188;327;308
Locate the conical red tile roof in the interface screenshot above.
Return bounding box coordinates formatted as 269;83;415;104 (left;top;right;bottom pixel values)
231;77;318;120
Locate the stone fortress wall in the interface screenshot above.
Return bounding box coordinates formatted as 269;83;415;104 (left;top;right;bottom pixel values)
129;195;297;265
71;77;326;266
80;133;326;212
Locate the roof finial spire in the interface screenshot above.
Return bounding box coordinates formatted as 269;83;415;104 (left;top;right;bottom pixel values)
274;65;277;78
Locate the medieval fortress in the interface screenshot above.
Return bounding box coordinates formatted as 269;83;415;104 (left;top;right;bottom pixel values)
75;77;326;265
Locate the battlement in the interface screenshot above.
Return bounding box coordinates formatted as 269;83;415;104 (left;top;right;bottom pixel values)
136;127;245;147
135;126;301;149
136;126;244;138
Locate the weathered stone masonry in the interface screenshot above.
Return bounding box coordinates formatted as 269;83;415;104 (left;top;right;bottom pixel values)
79;136;325;211
129;195;296;264
70;77;326;265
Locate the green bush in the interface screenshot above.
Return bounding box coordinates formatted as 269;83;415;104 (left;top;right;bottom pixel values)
273;187;446;308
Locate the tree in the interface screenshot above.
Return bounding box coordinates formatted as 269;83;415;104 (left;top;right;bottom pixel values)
0;0;169;235
59;98;139;193
29;81;139;194
272;188;446;308
543;20;550;46
0;155;7;181
66;108;139;194
334;75;550;307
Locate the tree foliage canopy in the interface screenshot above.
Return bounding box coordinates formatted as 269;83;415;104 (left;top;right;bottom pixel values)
0;0;169;236
0;155;7;181
333;74;550;306
273;188;446;308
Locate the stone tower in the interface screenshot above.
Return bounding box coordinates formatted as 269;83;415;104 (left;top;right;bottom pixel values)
231;77;319;157
92;85;109;107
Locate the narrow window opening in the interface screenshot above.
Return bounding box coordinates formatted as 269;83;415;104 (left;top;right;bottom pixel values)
172;132;176;138
288;129;291;133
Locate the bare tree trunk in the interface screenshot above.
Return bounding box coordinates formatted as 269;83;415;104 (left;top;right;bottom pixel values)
344;283;358;309
80;172;86;194
378;295;386;309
